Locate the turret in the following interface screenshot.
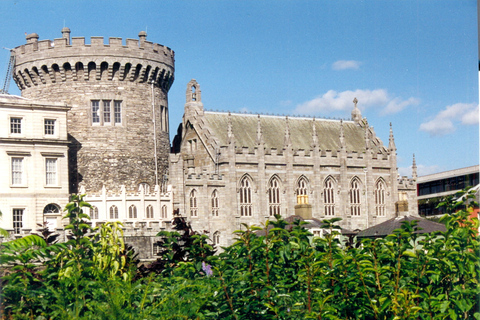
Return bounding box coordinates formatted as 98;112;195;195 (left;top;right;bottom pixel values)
12;28;175;194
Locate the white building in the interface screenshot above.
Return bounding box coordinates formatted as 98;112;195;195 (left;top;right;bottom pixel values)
0;95;70;234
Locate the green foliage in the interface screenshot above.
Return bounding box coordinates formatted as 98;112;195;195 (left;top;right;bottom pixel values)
1;190;479;319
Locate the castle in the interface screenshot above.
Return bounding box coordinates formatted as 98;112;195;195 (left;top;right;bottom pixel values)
0;29;417;258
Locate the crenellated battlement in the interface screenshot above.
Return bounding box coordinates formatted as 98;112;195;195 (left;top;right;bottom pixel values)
13;29;175;92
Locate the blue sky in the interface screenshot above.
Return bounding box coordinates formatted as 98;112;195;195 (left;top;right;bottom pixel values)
0;1;478;177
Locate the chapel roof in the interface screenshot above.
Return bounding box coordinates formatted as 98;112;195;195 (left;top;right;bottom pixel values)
201;111;384;154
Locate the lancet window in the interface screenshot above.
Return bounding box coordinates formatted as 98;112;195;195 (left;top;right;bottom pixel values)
375;179;386;217
239;177;252;216
350;178;361;216
268;177;281;216
324;177;335;216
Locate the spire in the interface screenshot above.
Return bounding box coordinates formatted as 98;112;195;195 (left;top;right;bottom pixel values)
311;117;318;148
256;114;264;145
351;97;362;123
412;153;417;181
284;116;291;147
388;122;396;151
339;119;345;149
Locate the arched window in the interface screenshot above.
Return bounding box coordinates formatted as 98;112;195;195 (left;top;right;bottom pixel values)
324;177;335;216
213;231;220;245
109;205;119;219
268;177;281;216
91;206;99;219
296;176;309;204
139;182;150;194
190;189;198;217
239;176;252;216
43;203;61;231
161;205;168;219
43;203;60;214
211;189;219;216
129;205;137;219
375;179;386;217
146;205;154;219
350;178;361;216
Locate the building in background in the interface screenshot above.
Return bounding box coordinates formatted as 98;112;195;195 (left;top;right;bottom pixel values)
417;165;479;217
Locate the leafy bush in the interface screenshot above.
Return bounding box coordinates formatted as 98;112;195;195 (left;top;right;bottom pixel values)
1;191;478;319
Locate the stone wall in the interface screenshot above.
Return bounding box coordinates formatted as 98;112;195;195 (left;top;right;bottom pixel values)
12;29;174;194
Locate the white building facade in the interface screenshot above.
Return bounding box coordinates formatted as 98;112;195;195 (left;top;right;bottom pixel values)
0;95;70;234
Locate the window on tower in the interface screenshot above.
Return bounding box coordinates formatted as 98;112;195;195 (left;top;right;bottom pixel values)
91;100;122;126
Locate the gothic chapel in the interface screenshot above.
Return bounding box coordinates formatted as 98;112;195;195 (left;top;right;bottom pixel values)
170;80;417;247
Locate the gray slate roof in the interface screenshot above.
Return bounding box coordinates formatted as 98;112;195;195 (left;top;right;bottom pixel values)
203;112;382;153
356;215;446;238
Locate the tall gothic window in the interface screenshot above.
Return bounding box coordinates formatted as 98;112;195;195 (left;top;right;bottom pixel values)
268;177;281;216
146;205;154;219
350;178;361;216
296;176;309;204
211;189;219;216
375;179;386;217
190;189;198;217
324;177;335;216
109;205;119;219
91;206;99;220
162;205;168;219
128;205;137;219
213;231;220;245
239;176;252;216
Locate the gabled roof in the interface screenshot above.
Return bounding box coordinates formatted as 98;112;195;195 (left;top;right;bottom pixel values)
356;215;446;238
201;111;385;154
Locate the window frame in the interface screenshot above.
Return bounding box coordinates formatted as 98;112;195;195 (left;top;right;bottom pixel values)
239;177;253;217
11;157;24;186
10;117;22;134
13;208;24;234
90;99;123;126
44;119;56;135
190;189;198;217
45;158;57;186
324;177;336;216
268;177;281;216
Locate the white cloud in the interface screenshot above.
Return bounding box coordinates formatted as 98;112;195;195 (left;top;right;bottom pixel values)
461;104;479;125
295;89;418;115
382;97;420;115
332;60;362;70
419;103;478;136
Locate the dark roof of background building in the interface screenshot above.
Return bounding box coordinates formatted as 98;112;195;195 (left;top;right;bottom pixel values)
356;215;446;238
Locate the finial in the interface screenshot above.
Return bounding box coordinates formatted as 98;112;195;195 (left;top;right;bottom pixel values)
412;153;417;180
311;118;318;148
227;112;234;142
256;114;264;145
388;122;396;152
339;119;345;149
284;116;291;147
351;97;362;123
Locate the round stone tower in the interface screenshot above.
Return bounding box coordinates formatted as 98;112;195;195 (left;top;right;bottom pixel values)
12;29;175;193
